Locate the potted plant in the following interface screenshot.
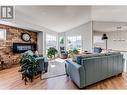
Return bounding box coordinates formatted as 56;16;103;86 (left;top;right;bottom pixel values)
59;37;64;45
19;54;37;85
68;48;79;58
47;47;58;60
72;48;79;55
68;49;73;58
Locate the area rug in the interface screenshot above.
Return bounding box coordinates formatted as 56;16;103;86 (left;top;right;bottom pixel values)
42;58;66;79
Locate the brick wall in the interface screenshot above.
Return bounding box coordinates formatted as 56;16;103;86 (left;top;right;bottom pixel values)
0;24;37;68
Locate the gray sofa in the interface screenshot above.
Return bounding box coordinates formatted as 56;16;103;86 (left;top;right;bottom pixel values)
65;52;124;88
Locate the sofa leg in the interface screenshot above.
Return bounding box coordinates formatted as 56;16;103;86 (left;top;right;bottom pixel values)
24;77;27;85
115;73;122;77
40;74;42;80
118;73;122;76
39;71;43;80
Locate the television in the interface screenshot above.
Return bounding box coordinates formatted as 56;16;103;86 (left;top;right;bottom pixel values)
13;43;37;53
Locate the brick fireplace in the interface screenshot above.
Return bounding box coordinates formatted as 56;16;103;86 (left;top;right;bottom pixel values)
0;24;37;69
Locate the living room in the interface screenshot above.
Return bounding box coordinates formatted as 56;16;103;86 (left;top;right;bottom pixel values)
0;5;127;91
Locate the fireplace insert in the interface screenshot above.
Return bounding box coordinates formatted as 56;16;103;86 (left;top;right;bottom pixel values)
13;43;37;53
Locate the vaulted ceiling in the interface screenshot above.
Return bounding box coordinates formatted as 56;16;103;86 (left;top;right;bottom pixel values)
1;6;127;32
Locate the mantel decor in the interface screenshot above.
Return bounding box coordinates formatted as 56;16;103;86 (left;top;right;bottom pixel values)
21;33;31;42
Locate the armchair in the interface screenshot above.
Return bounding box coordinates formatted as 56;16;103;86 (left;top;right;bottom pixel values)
60;47;68;59
22;50;48;74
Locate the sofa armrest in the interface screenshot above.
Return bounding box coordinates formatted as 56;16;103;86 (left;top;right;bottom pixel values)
66;60;86;88
36;57;44;70
36;57;48;73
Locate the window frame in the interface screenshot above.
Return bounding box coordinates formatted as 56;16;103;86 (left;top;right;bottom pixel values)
66;35;82;51
46;34;57;50
0;29;6;41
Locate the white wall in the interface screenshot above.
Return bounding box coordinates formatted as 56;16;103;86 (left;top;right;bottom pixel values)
93;31;127;51
63;21;93;52
93;31;106;49
107;31;127;51
37;31;43;54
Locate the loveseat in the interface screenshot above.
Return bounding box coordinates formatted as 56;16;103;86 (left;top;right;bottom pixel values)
65;52;124;88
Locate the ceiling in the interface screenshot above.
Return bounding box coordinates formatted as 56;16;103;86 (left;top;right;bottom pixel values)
5;6;91;32
1;6;127;32
92;6;127;22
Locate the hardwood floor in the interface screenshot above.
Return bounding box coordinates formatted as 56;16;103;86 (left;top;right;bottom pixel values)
0;66;127;89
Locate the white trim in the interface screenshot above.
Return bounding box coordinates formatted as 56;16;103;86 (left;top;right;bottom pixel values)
0;29;6;41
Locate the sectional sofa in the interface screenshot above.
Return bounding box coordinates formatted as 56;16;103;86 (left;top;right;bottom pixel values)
65;52;124;88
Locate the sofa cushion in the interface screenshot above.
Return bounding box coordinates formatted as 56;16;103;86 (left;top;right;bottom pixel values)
105;52;120;55
94;47;102;53
75;53;106;64
75;52;121;64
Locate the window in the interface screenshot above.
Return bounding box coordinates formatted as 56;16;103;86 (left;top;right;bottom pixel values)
46;34;57;50
93;36;104;44
0;29;6;40
67;36;82;50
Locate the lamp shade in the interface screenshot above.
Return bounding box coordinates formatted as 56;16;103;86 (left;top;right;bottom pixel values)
102;34;108;40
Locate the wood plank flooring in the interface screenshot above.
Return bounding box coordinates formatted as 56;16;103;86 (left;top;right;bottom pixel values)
0;66;127;89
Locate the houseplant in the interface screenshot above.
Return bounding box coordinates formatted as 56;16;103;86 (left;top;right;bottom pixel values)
47;47;58;60
19;54;37;85
72;48;79;55
68;48;79;58
59;37;64;45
